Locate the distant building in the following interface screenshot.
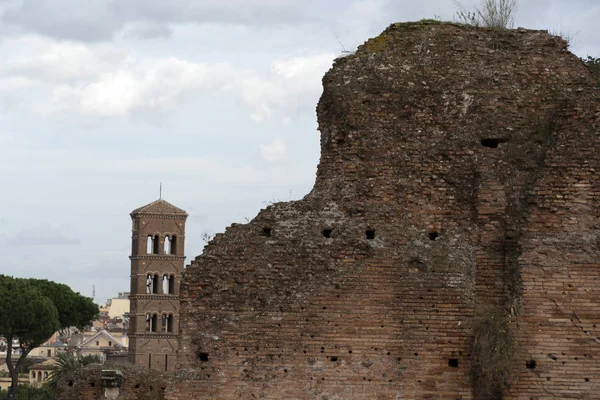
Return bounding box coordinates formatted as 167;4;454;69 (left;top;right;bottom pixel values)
28;359;57;387
1;359;42;391
76;329;126;361
105;297;130;319
0;367;28;392
29;342;67;358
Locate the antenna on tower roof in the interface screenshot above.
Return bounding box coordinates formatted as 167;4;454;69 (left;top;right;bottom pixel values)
160;182;162;199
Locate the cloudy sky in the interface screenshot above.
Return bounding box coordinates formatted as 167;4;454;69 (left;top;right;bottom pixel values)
0;0;598;304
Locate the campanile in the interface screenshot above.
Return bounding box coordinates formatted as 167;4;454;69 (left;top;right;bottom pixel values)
128;199;187;371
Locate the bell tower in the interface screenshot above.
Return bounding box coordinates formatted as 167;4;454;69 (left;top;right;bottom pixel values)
128;198;187;372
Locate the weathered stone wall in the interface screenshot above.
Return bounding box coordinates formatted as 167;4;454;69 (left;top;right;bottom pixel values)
55;364;166;400
168;22;600;399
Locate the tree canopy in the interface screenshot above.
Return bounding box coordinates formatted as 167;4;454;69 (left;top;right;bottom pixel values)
0;276;60;348
0;275;98;399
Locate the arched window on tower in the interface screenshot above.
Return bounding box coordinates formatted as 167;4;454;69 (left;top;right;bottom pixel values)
146;235;153;254
169;275;175;295
152;274;159;294
171;235;177;255
153;235;160;254
164;235;170;254
162;275;168;294
146;314;158;332
146;275;152;294
167;314;174;333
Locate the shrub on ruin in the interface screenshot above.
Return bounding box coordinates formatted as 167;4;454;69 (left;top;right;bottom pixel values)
583;56;600;86
0;385;55;400
471;307;519;398
454;0;518;29
48;352;102;389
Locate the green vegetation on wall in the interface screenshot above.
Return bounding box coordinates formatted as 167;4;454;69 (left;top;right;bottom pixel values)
471;308;519;398
583;56;600;86
0;385;55;400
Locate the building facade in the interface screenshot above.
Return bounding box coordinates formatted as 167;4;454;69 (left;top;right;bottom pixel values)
127;199;187;372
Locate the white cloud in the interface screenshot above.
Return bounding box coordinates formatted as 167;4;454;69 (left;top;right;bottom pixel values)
0;35;125;83
0;35;335;122
0;76;33;91
44;57;235;117
260;138;288;162
237;53;335;122
271;53;334;79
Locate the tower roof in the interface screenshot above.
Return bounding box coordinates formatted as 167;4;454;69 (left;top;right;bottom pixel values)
131;199;188;217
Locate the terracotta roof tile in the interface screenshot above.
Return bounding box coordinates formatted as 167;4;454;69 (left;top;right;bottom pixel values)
131;199;187;216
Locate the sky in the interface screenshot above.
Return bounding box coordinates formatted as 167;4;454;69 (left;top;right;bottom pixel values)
0;0;598;304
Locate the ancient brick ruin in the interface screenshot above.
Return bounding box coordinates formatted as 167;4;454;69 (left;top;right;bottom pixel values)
57;21;600;399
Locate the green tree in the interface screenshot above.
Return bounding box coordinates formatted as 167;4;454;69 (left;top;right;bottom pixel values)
0;275;98;400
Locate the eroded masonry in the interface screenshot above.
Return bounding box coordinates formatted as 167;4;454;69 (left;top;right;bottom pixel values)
57;22;600;400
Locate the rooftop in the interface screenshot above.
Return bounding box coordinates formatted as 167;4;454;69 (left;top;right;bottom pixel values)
130;199;187;217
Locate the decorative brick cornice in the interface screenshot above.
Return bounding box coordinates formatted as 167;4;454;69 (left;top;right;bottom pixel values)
128;333;178;339
129;255;186;261
129;294;180;301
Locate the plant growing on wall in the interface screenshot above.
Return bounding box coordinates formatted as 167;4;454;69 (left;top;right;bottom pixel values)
48;352;102;389
471;308;519;398
583;56;600;86
454;0;518;29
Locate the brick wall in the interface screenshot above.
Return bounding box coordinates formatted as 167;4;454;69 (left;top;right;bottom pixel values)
55;364;166;400
169;22;599;399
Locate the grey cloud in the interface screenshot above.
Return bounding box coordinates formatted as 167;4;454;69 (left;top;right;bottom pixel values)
2;0;123;41
1;0;317;42
187;214;209;223
116;0;315;25
124;22;173;40
7;223;81;246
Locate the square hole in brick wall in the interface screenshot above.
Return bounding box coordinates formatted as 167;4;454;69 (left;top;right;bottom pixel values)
480;138;507;148
448;358;459;368
366;229;375;240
